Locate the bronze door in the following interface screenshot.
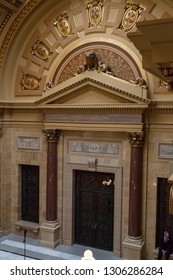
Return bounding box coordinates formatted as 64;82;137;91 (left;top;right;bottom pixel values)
156;177;173;247
75;170;114;251
21;164;39;223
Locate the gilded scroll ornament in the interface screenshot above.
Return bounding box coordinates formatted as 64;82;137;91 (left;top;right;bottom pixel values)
119;1;144;32
86;0;103;27
53;12;72;38
130;77;147;88
31;40;52;62
158;80;168;89
21;73;40;90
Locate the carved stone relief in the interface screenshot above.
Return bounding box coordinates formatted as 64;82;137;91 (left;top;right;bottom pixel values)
119;1;145;32
57;46;138;84
69;141;120;155
21;73;41;90
86;0;103;27
31;40;52;62
17;136;40;150
53;12;73;38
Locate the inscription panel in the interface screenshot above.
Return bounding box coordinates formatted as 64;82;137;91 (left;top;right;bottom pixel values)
158;143;173;159
46;113;142;123
17;136;40;150
69;141;120;155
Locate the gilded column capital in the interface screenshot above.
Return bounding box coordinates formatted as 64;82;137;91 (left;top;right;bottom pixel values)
42;129;60;142
127;132;144;146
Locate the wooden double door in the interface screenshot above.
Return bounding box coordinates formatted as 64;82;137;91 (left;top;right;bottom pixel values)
74;170;114;251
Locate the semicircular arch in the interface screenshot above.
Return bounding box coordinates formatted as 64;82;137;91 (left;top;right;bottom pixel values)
52;40;144;85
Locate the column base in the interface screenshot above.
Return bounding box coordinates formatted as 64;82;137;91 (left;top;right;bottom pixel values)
40;220;60;249
122;235;144;260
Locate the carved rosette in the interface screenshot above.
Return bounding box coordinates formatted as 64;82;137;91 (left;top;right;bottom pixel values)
42;129;60;142
127;132;144;147
53;12;72;38
119;1;144;32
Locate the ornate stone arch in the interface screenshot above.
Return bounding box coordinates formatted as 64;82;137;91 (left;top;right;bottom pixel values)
52;41;144;85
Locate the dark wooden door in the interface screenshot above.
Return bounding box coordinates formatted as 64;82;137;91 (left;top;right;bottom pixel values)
75;170;114;251
21;164;39;223
156;177;173;247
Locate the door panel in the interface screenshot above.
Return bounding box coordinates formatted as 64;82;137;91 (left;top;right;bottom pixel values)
156;177;173;247
21;164;39;223
75;170;114;251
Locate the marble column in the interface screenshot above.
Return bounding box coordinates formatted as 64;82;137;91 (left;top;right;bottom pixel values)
40;129;60;248
123;132;145;259
0;128;3;237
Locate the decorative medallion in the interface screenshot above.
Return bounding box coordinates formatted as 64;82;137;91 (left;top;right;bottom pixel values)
21;73;40;90
53;12;72;38
30;40;52;62
86;0;103;27
119;1;144;32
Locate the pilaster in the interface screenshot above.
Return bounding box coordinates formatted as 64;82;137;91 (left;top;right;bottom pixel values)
123;132;144;259
40;129;60;248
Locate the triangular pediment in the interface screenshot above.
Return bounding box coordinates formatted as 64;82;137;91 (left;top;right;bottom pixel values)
36;71;150;109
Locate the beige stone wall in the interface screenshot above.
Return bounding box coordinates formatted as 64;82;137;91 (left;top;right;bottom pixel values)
0;0;173;259
0;109;45;236
144;112;173;259
1;109;173;259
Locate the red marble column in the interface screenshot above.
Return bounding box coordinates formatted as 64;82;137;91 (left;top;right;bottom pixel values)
127;132;144;238
43;129;60;222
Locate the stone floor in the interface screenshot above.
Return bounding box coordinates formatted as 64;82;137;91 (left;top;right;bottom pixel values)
0;233;121;260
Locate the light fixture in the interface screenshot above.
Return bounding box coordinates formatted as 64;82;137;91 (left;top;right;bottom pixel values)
102;178;112;186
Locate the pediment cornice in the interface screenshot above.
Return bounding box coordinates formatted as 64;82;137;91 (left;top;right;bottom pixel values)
35;73;151;109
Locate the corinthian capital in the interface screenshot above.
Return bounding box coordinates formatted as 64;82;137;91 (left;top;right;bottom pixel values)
42;129;60;142
127;132;144;146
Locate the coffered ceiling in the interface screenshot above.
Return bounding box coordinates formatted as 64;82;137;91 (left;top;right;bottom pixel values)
0;0;173;101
